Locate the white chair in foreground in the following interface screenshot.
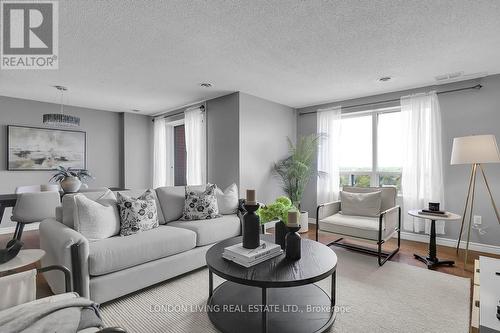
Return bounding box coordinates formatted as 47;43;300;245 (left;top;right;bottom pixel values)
0;267;125;332
316;186;401;266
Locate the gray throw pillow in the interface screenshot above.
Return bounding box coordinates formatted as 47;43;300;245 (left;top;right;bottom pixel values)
181;184;220;220
117;189;159;236
340;191;382;217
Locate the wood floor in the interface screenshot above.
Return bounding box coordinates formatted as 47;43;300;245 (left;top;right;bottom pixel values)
1;225;498;298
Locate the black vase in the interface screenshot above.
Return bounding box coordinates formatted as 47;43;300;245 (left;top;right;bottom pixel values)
242;204;260;249
275;220;287;250
285;226;301;260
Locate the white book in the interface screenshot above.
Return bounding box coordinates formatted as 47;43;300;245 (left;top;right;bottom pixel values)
223;250;283;268
224;241;281;262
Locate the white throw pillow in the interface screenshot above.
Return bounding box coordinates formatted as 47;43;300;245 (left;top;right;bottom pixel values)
215;183;239;215
340;191;382;217
73;190;120;240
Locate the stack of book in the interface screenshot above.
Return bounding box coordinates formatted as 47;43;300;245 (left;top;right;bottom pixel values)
418;209;450;218
223;241;282;268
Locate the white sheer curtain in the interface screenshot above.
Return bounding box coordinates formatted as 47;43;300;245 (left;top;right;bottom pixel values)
317;106;342;204
401;91;445;234
153;117;174;188
184;106;206;185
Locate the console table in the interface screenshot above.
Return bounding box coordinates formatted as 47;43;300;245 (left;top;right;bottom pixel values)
206;235;337;333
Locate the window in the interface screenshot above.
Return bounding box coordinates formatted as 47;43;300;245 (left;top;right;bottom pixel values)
339;108;403;191
173;124;187;186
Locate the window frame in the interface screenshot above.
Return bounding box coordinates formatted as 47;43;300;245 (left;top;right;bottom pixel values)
339;106;402;190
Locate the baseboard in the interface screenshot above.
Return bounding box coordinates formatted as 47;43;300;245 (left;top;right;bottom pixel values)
399;231;500;255
309;217;500;255
0;222;40;235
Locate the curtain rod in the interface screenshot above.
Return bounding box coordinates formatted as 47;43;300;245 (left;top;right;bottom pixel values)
299;84;483;116
152;104;205;122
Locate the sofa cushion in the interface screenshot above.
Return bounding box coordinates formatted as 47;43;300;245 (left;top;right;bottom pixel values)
156;185;205;223
319;213;384;241
88;225;196;276
62;190;110;228
74;190;120;240
115;189;165;225
181;184;220;220
169;214;241;246
117;190;159;236
215;183;239;215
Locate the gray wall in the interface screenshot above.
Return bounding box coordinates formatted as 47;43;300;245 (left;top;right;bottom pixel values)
297;74;500;246
0;96;152;228
206;93;240;189
122;113;153;189
239;92;297;204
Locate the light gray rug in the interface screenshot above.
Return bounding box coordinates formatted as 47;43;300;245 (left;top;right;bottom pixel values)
100;248;470;333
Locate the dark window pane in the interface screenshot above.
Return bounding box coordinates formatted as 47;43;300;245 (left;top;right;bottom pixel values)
174;125;187;186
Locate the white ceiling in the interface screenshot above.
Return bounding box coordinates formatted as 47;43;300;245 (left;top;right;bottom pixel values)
1;0;500;115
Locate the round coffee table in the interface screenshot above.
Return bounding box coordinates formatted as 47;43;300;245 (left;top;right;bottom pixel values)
0;249;45;275
206;235;337;333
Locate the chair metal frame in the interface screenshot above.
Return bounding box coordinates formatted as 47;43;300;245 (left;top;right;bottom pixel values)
315;201;401;266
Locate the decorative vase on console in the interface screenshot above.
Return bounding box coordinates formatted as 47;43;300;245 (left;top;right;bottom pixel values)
50;165;94;193
285;211;301;260
275;220;287;250
242;190;260;249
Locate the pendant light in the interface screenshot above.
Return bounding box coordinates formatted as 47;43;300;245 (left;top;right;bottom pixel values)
43;86;80;127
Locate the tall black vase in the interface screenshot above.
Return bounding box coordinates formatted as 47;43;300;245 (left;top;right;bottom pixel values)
242;204;260;249
285;226;301;260
275;220;287;250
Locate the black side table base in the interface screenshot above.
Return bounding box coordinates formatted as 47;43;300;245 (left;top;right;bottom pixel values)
413;254;454;269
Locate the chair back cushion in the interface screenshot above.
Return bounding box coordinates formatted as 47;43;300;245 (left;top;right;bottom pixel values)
342;186;397;212
340;191;382;217
11;192;61;224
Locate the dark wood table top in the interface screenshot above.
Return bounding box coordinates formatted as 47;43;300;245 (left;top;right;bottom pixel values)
206;235;337;288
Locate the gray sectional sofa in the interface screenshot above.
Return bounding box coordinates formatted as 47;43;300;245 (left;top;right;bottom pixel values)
39;186;242;303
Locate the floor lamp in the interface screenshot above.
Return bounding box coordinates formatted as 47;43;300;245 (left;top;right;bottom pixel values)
451;135;500;266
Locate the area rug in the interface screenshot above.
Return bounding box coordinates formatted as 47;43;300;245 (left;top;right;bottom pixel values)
100;248;470;333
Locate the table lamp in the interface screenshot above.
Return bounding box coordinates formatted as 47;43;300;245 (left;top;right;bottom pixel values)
451;134;500;266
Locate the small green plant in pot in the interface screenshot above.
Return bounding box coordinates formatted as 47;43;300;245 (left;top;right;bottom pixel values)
273;134;321;233
50;166;93;193
258;196;296;249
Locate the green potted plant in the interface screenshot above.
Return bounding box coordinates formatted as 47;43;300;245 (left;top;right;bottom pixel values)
258;196;296;249
273;134;321;233
49;166;93;193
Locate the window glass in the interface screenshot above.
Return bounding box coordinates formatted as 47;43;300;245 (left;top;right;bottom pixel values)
377;112;403;173
339;115;372;172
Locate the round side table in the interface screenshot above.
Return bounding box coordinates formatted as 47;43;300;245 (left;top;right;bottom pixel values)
408;210;460;269
0;249;45;275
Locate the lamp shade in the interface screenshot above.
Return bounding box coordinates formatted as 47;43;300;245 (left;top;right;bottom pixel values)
450;135;500;165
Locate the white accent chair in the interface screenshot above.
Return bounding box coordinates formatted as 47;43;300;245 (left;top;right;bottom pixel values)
316;186;401;266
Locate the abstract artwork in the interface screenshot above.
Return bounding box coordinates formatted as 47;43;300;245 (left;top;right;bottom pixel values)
8;125;86;170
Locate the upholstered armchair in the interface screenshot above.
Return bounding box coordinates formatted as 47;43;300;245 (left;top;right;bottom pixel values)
316;186;401;266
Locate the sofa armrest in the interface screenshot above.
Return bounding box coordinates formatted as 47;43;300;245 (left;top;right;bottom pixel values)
39;219;90;298
317;201;341;221
381;205;401;239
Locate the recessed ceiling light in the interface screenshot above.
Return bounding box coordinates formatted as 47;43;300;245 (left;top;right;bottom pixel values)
200;83;212;88
378;76;392;82
132;109;140;112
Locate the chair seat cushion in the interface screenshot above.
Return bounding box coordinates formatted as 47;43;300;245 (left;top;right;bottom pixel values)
169;215;241;246
88;226;196;276
319;213;384;241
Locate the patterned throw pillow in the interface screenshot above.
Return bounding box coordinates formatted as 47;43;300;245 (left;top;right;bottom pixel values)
181;184;220;220
117;190;159;236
